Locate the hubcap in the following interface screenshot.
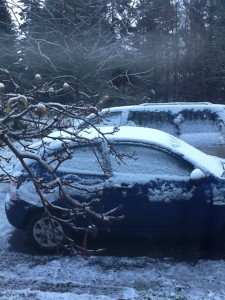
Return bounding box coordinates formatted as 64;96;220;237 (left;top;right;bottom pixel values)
33;217;64;248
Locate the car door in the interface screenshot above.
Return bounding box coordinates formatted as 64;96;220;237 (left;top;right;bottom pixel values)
48;143;108;203
103;143;213;236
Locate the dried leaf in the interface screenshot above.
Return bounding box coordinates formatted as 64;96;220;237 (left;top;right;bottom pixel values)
20;96;28;108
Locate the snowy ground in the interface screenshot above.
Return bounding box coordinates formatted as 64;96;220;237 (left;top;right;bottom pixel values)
1;145;225;299
1;185;225;300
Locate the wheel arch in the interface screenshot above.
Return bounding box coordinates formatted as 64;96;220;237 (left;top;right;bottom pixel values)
23;207;44;230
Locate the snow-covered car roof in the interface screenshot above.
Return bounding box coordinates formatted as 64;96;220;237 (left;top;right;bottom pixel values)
44;126;224;177
98;102;225;115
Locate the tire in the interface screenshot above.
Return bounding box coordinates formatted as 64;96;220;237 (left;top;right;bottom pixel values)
27;212;65;252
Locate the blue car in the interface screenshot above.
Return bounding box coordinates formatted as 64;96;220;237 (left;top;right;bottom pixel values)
5;126;225;251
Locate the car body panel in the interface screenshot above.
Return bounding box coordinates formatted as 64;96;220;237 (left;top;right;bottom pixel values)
102;179;211;233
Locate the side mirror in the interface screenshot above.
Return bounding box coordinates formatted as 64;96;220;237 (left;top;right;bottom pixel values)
189;168;206;184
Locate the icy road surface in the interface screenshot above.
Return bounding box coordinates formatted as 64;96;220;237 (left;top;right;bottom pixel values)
1;183;225;299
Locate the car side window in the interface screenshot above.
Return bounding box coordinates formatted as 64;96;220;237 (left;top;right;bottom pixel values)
178;109;220;133
50;145;105;175
110;144;193;176
127;111;178;136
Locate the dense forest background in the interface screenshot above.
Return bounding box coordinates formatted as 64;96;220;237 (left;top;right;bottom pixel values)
1;0;225;105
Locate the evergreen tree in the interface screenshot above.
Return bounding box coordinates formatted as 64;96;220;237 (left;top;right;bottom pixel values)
7;0;225;103
204;0;225;101
0;0;17;68
0;0;12;32
134;0;179;101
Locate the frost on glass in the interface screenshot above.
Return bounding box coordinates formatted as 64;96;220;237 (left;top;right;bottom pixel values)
110;144;193;177
127;111;178;136
122;107;225;149
178;109;221;134
16;145;106;205
109;144;197;203
49;145;105;175
177;109;225;146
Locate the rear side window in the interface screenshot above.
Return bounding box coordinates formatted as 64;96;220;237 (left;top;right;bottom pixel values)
127;111;178;136
127;108;224;136
110;144;193;177
178;109;221;133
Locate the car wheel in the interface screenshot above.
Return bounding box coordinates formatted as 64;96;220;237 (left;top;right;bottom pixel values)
27;212;65;252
